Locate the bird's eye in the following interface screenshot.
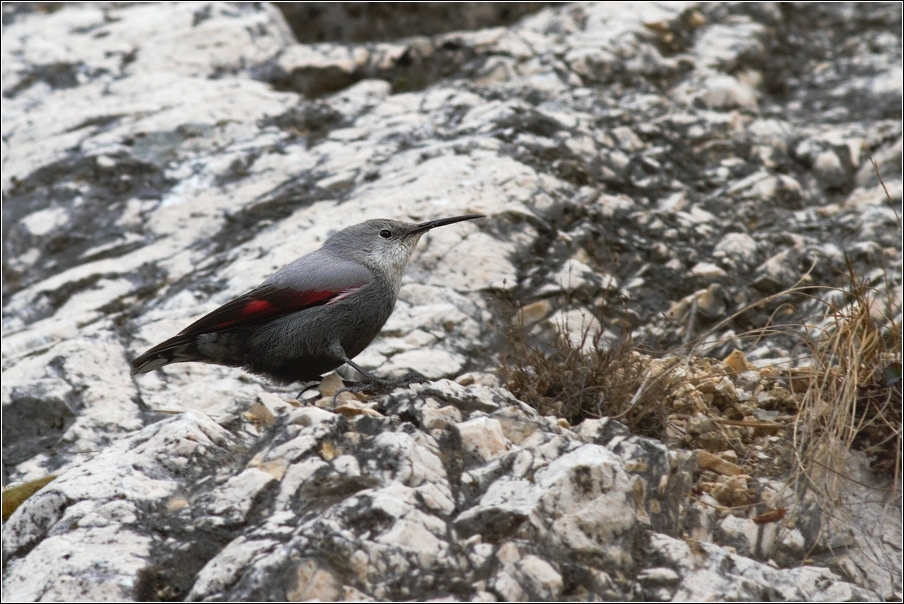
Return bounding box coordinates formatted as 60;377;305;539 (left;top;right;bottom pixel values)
379;229;392;239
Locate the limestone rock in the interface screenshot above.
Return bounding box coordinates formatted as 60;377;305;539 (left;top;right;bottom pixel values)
3;2;900;601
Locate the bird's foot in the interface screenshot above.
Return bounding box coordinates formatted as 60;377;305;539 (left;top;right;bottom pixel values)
332;372;427;403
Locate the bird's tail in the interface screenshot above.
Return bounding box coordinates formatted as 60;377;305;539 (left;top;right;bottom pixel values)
130;334;203;376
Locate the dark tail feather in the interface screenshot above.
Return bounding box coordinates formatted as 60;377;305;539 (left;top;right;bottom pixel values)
130;334;202;376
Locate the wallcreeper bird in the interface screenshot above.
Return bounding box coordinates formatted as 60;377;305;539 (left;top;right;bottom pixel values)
131;215;484;391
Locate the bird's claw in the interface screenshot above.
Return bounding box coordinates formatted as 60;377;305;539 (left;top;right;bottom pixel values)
294;381;322;401
395;372;428;387
332;372;427;404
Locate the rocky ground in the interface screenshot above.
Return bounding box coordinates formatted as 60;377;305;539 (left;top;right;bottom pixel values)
2;2;901;601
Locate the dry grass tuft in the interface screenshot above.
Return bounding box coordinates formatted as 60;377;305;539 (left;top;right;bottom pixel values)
498;253;900;493
497;314;676;438
790;257;902;493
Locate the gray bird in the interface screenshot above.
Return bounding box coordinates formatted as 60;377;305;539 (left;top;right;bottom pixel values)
131;215;484;389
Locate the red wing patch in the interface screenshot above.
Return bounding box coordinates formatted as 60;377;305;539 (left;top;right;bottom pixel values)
241;299;275;315
178;286;357;336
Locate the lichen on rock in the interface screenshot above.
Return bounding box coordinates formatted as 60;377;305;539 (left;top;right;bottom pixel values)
3;2;901;601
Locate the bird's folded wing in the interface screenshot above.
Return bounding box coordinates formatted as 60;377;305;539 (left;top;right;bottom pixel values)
177;284;345;335
178;252;376;336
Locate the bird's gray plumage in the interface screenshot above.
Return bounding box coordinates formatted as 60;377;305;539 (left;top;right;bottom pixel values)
131;215;483;385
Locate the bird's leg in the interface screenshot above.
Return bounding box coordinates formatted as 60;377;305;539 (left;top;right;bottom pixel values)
328;344;426;402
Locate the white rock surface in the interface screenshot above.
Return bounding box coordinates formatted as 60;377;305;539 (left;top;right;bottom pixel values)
3;412;231;601
2;2;900;601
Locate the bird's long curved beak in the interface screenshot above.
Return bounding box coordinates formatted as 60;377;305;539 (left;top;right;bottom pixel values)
409;214;485;236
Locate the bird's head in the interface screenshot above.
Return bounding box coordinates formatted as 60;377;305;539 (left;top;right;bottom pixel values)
325;215;484;284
